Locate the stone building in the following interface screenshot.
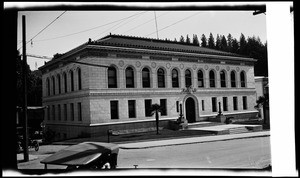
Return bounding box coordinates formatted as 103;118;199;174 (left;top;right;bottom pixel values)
39;34;258;140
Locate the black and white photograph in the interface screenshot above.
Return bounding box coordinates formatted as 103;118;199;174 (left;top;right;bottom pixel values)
2;1;296;177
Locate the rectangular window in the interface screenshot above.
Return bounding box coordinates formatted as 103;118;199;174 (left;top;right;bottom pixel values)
243;96;248;110
71;72;74;91
58;76;61;94
176;101;179;113
78;102;82;121
128;100;136;118
64;73;68;93
223;97;228;111
110;101;119;119
145;99;152;117
108;68;117;88
212;97;217;112
64;104;67;121
52;105;55;120
58;104;61;121
233;96;238;111
160;99;167;116
70;103;74;121
47;106;50;120
202;100;205;111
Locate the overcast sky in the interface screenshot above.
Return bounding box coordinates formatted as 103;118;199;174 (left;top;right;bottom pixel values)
16;9;267;70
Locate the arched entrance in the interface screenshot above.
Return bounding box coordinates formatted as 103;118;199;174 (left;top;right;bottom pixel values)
185;97;196;123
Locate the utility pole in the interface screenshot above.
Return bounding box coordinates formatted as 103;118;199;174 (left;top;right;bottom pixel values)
22;15;29;162
154;11;159;39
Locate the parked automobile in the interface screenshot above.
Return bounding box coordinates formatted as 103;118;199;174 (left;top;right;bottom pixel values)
16;127;40;153
40;142;119;170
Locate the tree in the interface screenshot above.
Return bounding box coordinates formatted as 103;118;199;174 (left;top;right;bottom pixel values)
192;34;200;46
220;35;227;51
186;34;191;44
179;35;185;43
208;33;215;49
227;33;233;52
174;38;177;42
16;50;42;107
239;33;247;55
150;103;162;135
254;94;269;125
215;34;221;50
200;34;207;47
231;38;239;54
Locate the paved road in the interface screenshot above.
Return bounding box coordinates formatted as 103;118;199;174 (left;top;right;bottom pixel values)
118;136;271;169
17;136;270;169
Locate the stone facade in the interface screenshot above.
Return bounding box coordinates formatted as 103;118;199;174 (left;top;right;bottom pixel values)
40;34;258;140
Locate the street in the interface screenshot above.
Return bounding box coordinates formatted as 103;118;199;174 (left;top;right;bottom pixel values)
118;136;270;169
17;136;270;169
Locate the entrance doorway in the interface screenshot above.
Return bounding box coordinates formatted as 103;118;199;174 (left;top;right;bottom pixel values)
185;97;196;123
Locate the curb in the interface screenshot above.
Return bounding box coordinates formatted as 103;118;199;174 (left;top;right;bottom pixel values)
119;132;270;149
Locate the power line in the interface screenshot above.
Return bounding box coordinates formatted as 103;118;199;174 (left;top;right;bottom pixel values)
33;11;148;43
91;11;148;40
145;12;202;37
122;12;169;34
18;11;67;51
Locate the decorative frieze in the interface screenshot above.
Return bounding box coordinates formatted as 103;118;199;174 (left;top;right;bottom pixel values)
116;53;142;59
150;56;172;61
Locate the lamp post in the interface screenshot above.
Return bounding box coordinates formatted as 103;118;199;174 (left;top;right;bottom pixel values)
218;102;222;115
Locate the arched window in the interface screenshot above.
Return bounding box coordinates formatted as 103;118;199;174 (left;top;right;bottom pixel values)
209;70;216;88
185;69;192;88
77;68;82;90
240;71;246;87
70;70;74;91
125;67;134;88
51;76;55;95
142;67;150;88
198;70;204;87
46;78;50;96
157;68;165;88
108;66;117;88
63;72;67;93
172;69;179;88
57;74;61;94
230;71;236;88
220;70;226;88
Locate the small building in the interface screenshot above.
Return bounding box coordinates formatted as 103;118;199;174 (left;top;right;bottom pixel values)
254;76;269;126
255;76;269;100
39;34;259;140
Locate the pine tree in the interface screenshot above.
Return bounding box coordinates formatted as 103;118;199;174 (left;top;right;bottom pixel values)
192;34;200;46
220;35;227;51
200;34;207;47
227;33;233;52
215;34;221;50
174;38;177;42
208;33;215;49
179;35;185;43
231;38;239;54
186;34;191;44
239;33;247;55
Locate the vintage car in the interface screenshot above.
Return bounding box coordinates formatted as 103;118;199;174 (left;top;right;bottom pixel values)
40;142;119;170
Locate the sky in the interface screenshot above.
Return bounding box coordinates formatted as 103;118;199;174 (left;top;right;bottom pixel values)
16;9;267;70
9;2;297;175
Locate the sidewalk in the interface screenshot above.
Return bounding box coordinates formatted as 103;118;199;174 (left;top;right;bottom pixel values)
119;130;270;149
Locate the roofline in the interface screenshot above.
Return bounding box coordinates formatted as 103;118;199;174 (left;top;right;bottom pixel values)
39;42;88;70
39;36;257;70
88;44;257;62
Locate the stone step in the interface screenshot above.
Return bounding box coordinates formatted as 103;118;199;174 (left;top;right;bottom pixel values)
187;122;225;129
229;127;249;134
